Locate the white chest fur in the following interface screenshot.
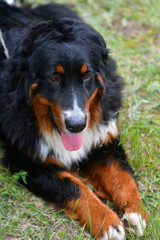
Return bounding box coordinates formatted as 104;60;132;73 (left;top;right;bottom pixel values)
38;119;118;169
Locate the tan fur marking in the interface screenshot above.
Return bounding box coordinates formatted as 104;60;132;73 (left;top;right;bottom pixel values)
86;89;102;128
83;160;147;223
58;171;121;239
97;74;104;85
29;82;38;97
45;156;65;168
104;124;119;145
56;65;65;74
81;64;87;74
33;94;64;134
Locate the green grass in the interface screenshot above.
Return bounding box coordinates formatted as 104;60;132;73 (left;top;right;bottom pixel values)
0;0;160;239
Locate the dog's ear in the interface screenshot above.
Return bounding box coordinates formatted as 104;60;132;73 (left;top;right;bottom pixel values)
91;31;123;121
102;48;109;65
98;45;109;74
88;28;109;70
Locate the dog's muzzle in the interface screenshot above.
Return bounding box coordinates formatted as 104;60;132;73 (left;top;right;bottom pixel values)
65;116;86;133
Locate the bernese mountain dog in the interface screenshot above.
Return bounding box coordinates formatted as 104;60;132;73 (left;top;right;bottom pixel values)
0;1;147;239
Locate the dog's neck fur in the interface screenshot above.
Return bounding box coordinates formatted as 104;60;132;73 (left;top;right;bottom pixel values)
38;119;118;169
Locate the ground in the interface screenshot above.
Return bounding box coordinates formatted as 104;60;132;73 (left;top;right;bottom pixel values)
0;0;160;239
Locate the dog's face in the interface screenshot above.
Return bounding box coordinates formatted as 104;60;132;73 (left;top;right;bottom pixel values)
6;20;121;152
18;20;108;151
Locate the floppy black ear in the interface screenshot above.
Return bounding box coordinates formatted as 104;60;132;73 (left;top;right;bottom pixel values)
97;46;109;75
100;53;123;123
87;27;109;70
95;32;109;66
102;48;109;65
88;27;123;122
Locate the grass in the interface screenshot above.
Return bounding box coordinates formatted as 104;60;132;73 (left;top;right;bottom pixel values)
0;0;160;239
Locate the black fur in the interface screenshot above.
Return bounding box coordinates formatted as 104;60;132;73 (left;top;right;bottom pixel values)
0;1;133;208
3;142;80;207
79;138;135;181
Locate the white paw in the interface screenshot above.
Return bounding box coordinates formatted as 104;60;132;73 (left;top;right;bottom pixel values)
101;222;126;240
121;212;146;236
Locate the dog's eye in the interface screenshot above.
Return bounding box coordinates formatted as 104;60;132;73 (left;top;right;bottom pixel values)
83;73;91;81
50;74;60;83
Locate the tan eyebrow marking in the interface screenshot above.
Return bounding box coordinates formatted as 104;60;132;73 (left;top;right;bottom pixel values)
97;74;104;85
81;64;87;74
29;82;38;97
56;65;65;74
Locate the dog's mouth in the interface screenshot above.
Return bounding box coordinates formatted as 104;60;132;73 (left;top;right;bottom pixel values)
48;107;84;151
61;132;83;151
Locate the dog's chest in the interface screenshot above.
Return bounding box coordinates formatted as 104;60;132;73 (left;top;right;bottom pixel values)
38;120;118;169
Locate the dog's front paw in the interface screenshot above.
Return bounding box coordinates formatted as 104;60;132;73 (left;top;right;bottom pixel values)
121;209;147;236
100;222;125;240
94;209;125;240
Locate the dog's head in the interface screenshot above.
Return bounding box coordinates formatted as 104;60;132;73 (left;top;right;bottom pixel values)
3;19;122;151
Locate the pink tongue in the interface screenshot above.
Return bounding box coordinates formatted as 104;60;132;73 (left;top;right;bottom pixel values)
61;132;83;151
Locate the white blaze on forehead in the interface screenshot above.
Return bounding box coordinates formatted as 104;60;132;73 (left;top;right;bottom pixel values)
62;97;85;120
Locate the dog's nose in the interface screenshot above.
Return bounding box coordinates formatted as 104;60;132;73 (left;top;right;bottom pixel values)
65;118;86;133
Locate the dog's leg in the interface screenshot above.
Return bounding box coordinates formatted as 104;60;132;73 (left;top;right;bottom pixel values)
57;171;125;240
81;139;148;236
19;161;125;240
4;143;125;240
